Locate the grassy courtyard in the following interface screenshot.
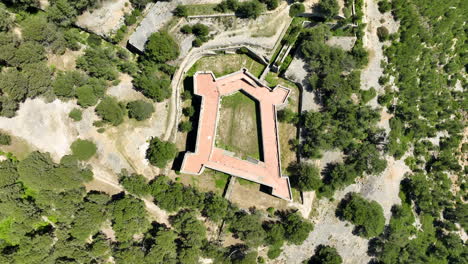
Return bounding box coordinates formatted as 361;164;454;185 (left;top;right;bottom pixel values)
187;54;266;78
216;91;262;161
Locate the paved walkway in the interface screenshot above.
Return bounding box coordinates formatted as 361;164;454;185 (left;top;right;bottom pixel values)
181;69;292;200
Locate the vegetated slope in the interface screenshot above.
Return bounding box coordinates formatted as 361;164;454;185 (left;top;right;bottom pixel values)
367;0;467;263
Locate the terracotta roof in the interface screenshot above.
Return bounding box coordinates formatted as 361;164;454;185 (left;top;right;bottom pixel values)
180;69;292;200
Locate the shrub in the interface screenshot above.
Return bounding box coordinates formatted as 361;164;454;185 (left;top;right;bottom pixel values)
182;106;195;117
146;137;177;168
95;97;125;126
289;3;305;17
71;139;97;161
180;24;192;34
0;132;11;145
127;100;155;121
174;5;188;17
378;0;391;13
76;85;98;107
377;26;390;41
179;120;193;132
193;38;204;47
192;23;209;36
69;108;82;121
277;108;298;123
360;87;377;104
260;0;278;10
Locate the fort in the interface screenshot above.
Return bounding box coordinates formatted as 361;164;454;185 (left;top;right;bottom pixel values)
180;69;292;200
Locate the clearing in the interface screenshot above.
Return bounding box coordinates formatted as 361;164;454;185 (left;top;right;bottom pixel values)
216;91;262;161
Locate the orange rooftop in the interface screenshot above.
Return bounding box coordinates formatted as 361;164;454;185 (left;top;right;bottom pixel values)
180;69;292;200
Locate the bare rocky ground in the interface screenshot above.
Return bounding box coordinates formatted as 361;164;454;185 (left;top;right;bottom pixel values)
277;1;405;263
76;0;131;37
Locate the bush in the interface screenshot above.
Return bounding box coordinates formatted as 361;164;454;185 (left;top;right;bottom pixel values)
127;100;155;121
377;26;389;41
260;0;278;10
193;38;204;47
377;0;391;13
69;108;82;121
183;106;195;117
174;5;188;17
180;24;192;34
179;120;193;132
145;31;179;63
192;23;209;37
289;3;305;17
133;74;172;102
0;132;11;145
76;85;98;107
277;108;298;123
146;137;177;168
95;97;125;126
71;139;97;161
360;87;376;104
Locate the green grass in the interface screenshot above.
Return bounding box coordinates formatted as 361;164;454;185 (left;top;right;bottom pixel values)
214;172;230;190
0;217;15;245
216;91;261;160
237;178;257;186
183;4;222;16
265;72;279;87
187;54;266;78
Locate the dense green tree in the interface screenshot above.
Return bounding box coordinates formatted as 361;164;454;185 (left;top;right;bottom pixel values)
146;137;177;168
76;85;98;107
145;31;179;63
0;132;11;145
0;68;28;101
289;3;305;17
288;162;322;191
17;151;93;192
317;0;339;20
110;194;150;241
69;192;110;241
70;139;97;161
229;211;266;247
236;0;263;19
0;5;14;31
202;192;230;222
336;193;385;238
76;47;118;80
127;100;155;121
95;96;125;126
215;0;239;12
281;212;313;245
308;245;342;264
47;0;78;26
191;23;210;37
11;41;46;67
118;170;150;197
171;210;206;249
145;228;178;264
133;74;172;102
53;71;87;98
